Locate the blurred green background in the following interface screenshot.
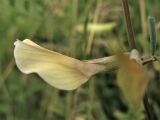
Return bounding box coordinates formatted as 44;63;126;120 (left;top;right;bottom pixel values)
0;0;160;120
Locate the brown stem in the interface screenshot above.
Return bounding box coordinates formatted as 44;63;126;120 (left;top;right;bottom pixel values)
142;56;156;65
121;0;157;119
121;0;136;49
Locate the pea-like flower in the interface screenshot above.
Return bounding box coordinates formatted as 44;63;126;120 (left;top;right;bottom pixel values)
14;39;109;90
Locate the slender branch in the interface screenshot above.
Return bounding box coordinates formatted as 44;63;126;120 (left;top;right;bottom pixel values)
143;95;157;120
121;0;136;49
141;57;157;120
142;56;156;65
121;0;157;119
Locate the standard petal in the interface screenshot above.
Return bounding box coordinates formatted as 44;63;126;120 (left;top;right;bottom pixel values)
14;39;105;90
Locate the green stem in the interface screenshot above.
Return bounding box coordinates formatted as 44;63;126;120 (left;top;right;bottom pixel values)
86;0;101;54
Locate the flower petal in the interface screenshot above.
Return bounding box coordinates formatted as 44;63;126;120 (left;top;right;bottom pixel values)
14;39;105;90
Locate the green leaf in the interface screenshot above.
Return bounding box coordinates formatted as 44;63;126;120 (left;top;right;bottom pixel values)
148;16;157;55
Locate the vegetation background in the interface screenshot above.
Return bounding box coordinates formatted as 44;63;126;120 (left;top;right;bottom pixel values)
0;0;160;119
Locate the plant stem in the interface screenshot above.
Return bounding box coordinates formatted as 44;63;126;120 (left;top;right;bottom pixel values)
139;0;147;40
142;56;156;65
121;0;157;119
121;0;136;49
143;94;157;120
86;0;101;55
142;56;157;120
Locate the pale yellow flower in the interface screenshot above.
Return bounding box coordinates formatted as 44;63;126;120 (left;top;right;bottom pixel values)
117;52;150;108
14;39;106;90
